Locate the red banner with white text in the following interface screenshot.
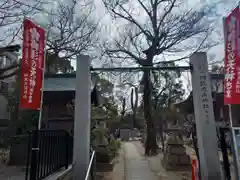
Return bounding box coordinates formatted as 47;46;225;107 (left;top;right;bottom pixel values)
19;19;45;109
224;7;240;104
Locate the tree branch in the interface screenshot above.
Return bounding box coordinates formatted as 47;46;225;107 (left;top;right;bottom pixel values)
102;0;215;66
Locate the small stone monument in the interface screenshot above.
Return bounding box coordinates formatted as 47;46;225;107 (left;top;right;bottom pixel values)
162;127;191;170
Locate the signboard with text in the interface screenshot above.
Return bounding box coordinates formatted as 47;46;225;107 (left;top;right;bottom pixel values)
224;6;240;104
19;19;45;109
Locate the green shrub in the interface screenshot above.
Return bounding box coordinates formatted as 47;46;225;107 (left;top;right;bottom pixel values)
92;127;109;146
108;139;121;157
95;145;113;163
110;139;121;149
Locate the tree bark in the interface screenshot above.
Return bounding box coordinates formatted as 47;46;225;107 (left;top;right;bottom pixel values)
131;87;138;129
159;119;165;152
143;68;157;156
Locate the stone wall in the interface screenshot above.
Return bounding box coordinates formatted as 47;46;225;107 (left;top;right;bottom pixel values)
120;129;130;141
130;129;139;139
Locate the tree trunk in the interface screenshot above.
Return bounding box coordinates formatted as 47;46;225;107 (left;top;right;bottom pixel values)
120;98;126;122
131;87;138;129
159;119;165;152
143;68;157;156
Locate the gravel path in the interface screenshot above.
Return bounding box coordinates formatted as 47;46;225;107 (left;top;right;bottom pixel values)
0;164;25;180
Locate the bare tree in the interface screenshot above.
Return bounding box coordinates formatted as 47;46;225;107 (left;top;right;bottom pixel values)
0;0;46;44
102;0;217;155
0;0;47;79
45;0;99;73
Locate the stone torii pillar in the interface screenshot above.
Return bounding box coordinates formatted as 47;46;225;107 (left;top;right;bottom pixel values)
73;55;91;180
190;52;222;180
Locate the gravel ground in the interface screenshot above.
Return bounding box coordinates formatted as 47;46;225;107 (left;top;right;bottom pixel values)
133;141;191;180
0;163;25;180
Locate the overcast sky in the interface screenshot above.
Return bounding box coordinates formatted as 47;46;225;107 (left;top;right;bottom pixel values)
5;0;237;66
75;0;238;101
91;0;238;93
1;0;239;104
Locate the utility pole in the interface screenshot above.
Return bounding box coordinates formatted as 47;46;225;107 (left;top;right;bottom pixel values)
73;55;91;180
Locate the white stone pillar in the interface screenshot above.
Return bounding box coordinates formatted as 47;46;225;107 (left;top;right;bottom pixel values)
190;52;222;180
73;55;91;179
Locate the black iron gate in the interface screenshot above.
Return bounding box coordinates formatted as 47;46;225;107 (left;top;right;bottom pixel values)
25;129;73;180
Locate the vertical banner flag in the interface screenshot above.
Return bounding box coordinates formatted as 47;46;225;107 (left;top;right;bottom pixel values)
224;6;240;104
19;19;45;109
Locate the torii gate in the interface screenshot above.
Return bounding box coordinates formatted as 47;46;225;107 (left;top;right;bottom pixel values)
73;52;223;180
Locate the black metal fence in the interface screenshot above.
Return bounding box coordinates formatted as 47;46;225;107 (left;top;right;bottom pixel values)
25;129;73;180
218;127;231;180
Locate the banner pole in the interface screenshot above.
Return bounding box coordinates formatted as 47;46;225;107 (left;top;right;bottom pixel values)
37;27;50;130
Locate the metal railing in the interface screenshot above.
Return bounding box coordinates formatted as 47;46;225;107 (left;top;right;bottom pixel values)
84;150;96;180
25;129;73;180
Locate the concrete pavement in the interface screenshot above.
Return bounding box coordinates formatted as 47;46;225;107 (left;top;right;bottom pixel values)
124;142;158;180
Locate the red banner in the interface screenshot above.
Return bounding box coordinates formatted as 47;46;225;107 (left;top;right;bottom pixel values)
19;19;45;109
224;7;240;104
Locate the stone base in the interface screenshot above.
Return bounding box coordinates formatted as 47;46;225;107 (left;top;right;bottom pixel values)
162;129;192;171
163;153;191;164
165;145;186;155
162;143;191;171
162;158;191;171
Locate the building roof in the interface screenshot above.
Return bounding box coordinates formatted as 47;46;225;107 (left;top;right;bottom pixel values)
174;92;232;122
44;73;95;91
43;73;102;106
0;45;20;53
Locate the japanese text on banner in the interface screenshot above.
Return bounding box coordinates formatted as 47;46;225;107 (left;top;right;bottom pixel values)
224;7;240;104
19;19;45;110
